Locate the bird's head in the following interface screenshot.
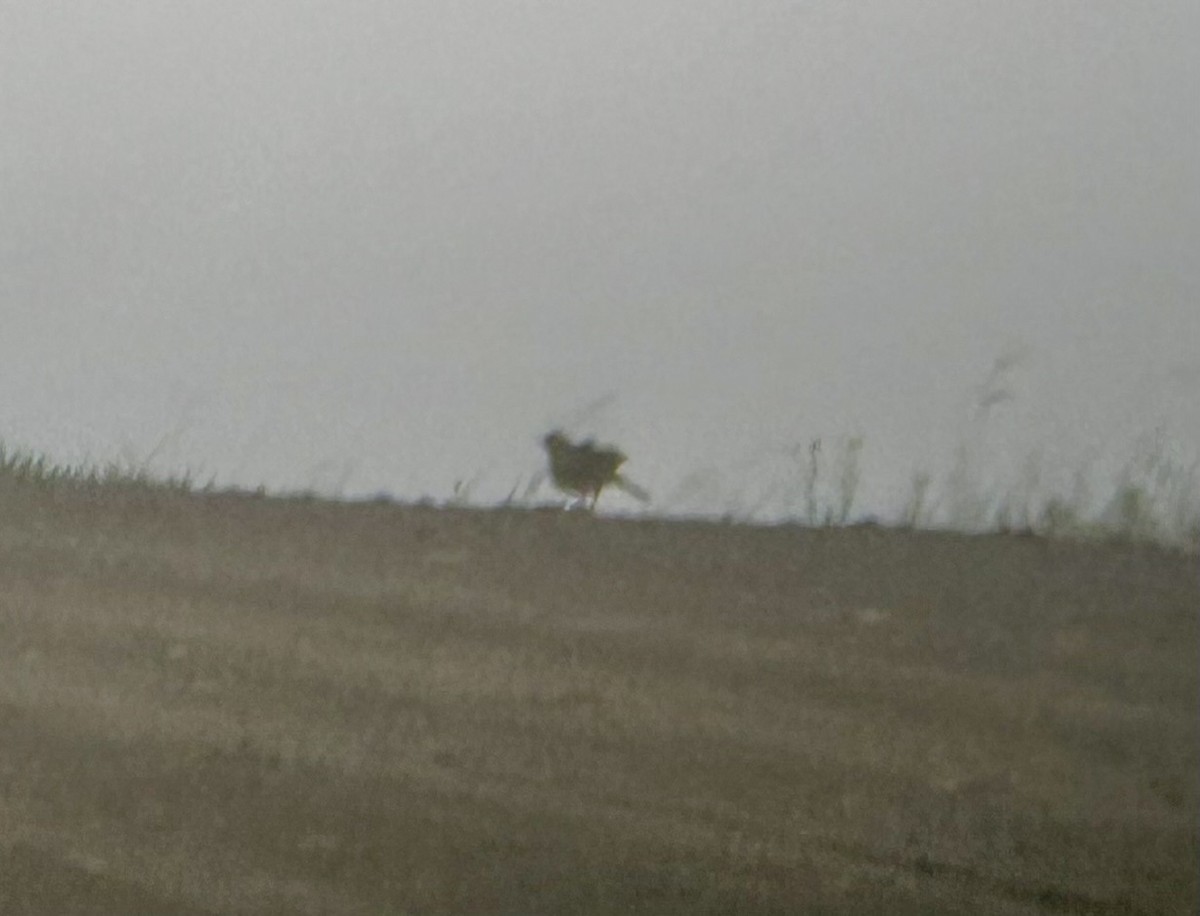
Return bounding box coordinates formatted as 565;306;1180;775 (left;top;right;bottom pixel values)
543;430;570;452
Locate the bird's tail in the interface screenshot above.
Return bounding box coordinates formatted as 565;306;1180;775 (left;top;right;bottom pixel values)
612;475;651;503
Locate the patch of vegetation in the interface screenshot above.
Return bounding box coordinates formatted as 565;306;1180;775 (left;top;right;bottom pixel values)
906;433;1200;552
0;441;202;496
711;353;1200;552
5;392;1197;556
650;423;1199;553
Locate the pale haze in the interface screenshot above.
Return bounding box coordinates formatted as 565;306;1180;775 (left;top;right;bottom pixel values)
3;2;1197;519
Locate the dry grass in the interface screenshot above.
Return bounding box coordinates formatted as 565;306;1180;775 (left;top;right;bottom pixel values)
0;479;1196;914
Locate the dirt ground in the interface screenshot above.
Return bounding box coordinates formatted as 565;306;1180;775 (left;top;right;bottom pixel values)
0;481;1196;914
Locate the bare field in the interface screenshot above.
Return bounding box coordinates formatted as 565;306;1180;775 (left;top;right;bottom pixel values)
0;483;1196;914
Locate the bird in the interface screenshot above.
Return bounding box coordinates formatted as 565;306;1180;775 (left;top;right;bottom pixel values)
542;430;650;510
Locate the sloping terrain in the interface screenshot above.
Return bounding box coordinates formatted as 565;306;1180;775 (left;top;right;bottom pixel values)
1;482;1196;914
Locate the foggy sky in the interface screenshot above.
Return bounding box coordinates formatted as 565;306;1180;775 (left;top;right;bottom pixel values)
3;2;1198;518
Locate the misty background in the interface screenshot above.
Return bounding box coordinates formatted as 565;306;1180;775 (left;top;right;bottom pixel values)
3;2;1197;520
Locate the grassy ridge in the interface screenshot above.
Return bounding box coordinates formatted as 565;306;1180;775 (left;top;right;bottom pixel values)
5;431;1200;552
1;470;1196;914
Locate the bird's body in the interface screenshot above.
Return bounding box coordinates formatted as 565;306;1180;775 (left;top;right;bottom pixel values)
542;430;649;509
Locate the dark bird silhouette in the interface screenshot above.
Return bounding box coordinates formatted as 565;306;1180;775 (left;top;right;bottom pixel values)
542;430;650;510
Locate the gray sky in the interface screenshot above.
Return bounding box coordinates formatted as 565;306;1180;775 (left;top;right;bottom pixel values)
3;1;1198;519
